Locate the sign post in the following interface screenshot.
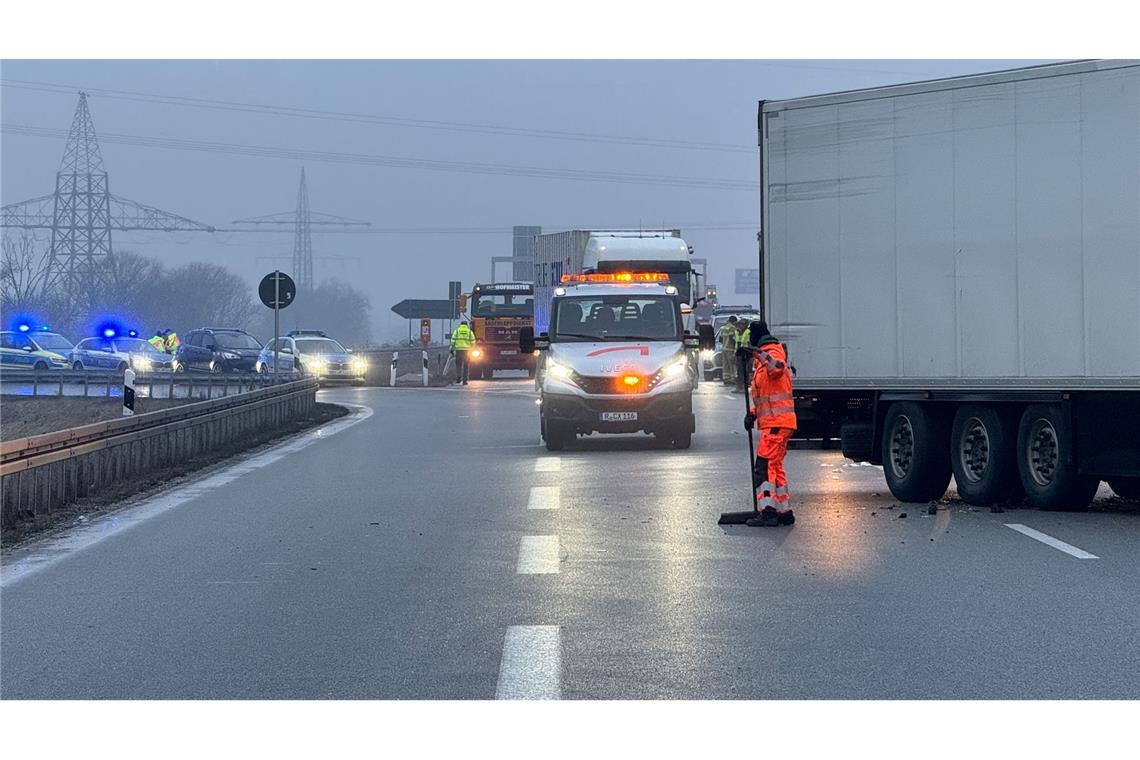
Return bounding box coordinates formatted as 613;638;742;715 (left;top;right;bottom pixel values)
259;271;297;377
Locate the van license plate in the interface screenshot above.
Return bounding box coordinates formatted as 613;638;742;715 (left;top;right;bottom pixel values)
501;350;517;356
600;412;637;422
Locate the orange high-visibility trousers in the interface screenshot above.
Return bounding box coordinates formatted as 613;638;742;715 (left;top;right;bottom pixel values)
754;427;793;509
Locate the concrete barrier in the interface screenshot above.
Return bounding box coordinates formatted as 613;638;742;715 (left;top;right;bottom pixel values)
1;379;318;531
357;347;453;386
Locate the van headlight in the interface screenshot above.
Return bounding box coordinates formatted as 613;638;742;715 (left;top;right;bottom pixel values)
665;357;689;378
547;359;572;379
352;357;368;373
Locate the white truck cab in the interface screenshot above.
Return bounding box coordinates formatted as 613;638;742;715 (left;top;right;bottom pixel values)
521;272;713;451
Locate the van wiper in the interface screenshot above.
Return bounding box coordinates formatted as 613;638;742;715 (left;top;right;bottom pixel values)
555;332;604;340
602;335;673;341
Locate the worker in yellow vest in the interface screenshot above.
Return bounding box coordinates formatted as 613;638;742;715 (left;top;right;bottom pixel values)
450;320;477;385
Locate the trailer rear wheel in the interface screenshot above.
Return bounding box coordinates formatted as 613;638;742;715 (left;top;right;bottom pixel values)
950;404;1020;506
1016;404;1099;511
1107;477;1140;502
881;402;951;503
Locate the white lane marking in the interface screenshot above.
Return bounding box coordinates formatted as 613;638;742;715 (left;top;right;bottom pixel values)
534;456;561;473
516;535;560;574
1;403;375;588
495;625;562;700
1005;524;1100;560
527;485;561;510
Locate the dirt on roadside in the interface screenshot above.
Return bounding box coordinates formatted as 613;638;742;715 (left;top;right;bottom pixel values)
0;396;197;441
1;401;349;545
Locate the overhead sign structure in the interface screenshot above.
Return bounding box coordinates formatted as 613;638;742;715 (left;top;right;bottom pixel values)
391;299;457;320
448;281;462;318
735;268;760;295
259;270;296;376
419;318;431;346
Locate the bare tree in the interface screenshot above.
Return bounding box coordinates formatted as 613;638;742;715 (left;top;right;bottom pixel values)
0;232;50;314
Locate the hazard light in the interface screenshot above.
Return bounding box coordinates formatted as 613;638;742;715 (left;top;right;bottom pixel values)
560;272;671;284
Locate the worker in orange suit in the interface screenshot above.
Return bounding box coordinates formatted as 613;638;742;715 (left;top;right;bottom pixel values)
742;321;797;527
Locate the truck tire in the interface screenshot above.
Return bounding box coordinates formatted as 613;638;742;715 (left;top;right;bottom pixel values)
950;404;1020;506
881;402;951;503
840;423;874;462
1016;404;1099;511
1108;477;1140;502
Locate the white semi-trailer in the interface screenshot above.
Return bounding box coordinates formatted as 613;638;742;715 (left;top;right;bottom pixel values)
758;60;1140;509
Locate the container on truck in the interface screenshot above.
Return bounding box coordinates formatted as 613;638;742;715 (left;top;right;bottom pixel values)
757;59;1140;509
532;230;697;333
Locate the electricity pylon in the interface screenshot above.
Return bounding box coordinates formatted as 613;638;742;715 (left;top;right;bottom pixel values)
233;168;370;291
1;92;214;298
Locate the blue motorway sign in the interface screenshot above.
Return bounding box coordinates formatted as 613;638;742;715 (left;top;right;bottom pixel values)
735;268;760;295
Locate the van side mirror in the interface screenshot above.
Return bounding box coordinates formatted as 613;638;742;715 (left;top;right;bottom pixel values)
519;326;535;353
697;323;716;351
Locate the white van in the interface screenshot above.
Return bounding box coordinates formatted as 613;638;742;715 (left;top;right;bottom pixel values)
521;273;713;451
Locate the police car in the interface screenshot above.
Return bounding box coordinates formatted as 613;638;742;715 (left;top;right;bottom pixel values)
70;332;174;372
256;330;366;384
0;325;71;371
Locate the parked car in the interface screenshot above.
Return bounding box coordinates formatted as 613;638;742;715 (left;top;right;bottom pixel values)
175;328;262;373
70;336;173;372
0;329;70;371
256;330;366;384
702;309;761;380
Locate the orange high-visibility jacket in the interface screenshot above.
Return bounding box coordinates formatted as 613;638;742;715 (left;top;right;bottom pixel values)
749;341;797;430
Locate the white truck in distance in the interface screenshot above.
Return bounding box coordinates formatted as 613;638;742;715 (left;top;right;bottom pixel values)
531;229;697;335
520;273;711;451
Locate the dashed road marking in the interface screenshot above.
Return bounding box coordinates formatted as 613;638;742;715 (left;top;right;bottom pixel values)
1005;524;1099;559
517;535;560;574
534;456;562;473
527;485;560;510
495;625;562;699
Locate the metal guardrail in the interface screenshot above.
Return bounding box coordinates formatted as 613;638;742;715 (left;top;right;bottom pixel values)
1;378;319;529
0;370;302;398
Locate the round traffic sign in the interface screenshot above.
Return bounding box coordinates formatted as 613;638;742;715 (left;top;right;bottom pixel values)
259;271;296;309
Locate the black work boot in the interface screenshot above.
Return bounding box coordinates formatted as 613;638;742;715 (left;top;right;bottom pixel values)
776;508;795;526
746;506;781;527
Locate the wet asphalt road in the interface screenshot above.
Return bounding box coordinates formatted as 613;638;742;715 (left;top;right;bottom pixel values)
2;377;1138;699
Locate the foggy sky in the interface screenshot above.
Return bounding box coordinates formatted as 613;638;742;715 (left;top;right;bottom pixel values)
1;59;1047;341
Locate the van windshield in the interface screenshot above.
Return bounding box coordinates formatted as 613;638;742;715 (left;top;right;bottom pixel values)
552;295;680;342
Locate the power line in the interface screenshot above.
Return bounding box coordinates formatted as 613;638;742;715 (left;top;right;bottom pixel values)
1;78;755;154
2;123;757;191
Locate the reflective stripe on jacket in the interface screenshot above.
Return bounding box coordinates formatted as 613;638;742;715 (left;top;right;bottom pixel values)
148;335;165;351
749;341;796;429
451;325;476;350
717;324;738;351
164;333;181;353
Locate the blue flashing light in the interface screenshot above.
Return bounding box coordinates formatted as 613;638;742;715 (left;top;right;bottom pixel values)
17;323;31;333
127;329;139;338
102;327;116;338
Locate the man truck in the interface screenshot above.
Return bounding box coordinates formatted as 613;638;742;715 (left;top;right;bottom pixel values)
461;281;537;379
757;59;1140;509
